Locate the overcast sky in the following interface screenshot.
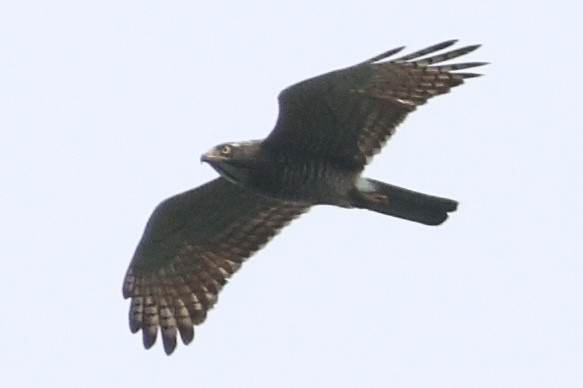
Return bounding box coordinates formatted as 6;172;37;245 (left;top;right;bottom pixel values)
1;1;581;387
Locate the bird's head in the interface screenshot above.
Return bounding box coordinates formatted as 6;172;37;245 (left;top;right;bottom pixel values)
201;140;263;186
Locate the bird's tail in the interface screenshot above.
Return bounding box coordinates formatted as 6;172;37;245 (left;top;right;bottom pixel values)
350;178;458;226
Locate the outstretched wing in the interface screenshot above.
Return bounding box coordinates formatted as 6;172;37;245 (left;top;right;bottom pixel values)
263;40;486;169
122;178;309;354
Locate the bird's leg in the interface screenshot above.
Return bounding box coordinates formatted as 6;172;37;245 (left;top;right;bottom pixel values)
352;177;389;206
360;191;390;205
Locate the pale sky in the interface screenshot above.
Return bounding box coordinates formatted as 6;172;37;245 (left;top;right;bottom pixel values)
1;1;581;387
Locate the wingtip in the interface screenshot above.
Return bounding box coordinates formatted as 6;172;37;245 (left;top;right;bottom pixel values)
426;39;459;52
142;329;157;350
460;43;482;54
391;39;467;63
163;336;177;355
362;45;406;64
440;39;459;47
129;318;141;333
179;326;195;345
455;72;484;79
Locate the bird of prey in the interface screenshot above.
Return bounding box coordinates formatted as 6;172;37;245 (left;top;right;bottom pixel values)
123;40;486;354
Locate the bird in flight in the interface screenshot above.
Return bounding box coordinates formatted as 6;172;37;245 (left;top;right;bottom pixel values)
122;40;486;354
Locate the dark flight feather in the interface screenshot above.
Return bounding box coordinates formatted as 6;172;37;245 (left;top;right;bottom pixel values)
123;178;308;354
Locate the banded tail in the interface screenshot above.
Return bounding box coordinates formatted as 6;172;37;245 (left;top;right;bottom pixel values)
351;178;458;226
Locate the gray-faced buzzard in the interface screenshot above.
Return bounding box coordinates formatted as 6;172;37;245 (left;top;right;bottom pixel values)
123;40;486;354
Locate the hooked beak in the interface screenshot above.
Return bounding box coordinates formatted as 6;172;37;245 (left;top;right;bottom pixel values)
200;149;225;164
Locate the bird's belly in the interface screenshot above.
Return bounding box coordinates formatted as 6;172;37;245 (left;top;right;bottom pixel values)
250;160;356;205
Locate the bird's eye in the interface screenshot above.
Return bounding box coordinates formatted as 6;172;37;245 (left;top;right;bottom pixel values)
220;145;232;155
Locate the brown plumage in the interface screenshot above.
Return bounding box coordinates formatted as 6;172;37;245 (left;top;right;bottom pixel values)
123;179;308;354
123;40;486;354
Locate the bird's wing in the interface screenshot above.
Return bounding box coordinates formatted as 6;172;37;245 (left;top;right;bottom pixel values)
263;40;486;169
122;177;309;354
